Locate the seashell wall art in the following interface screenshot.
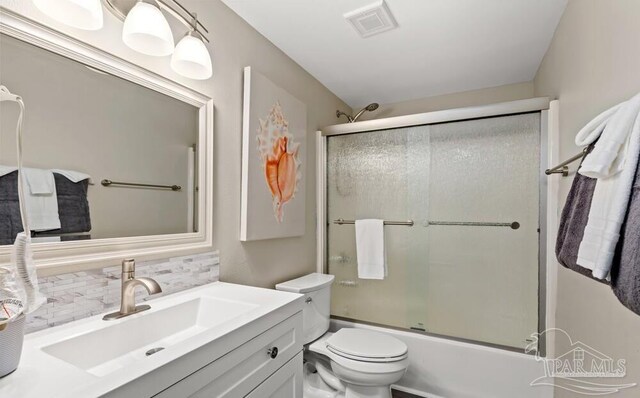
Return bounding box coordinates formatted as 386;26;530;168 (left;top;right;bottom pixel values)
240;67;307;241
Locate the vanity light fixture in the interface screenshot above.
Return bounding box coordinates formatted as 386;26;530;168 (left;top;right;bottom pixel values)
122;1;174;56
33;0;104;30
171;29;213;80
32;0;213;80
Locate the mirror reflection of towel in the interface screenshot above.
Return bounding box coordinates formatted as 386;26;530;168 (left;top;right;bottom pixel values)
22;168;60;231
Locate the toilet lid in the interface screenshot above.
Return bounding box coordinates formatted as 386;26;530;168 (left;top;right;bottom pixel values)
326;329;408;361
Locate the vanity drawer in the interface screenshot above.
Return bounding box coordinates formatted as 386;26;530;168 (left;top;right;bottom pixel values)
154;311;303;398
245;352;303;398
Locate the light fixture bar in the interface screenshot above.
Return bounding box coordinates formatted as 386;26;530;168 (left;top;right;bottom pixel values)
102;0;209;42
166;0;208;33
155;0;209;42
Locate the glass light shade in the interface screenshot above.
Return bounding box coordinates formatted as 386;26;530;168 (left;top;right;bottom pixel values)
122;2;174;56
171;34;213;80
33;0;103;30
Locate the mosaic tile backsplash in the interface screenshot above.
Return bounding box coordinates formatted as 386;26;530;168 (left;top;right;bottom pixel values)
25;251;219;334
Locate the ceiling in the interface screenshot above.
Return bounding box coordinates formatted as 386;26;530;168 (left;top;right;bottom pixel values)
220;0;567;108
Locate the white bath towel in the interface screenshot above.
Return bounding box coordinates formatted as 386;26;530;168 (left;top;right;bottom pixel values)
50;169;91;183
575;102;625;147
577;93;640;279
580;93;640;178
0;165;17;177
355;219;387;280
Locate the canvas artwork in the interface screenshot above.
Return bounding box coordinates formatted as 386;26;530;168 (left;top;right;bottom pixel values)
240;66;307;241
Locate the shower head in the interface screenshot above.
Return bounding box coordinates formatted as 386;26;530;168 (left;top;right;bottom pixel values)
336;102;380;123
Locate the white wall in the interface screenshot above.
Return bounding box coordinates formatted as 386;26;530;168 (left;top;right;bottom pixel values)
0;34;197;239
534;0;640;396
0;0;351;287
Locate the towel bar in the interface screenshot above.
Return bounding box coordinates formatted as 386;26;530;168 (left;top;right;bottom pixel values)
101;179;181;191
545;147;589;176
332;219;519;229
333;219;414;226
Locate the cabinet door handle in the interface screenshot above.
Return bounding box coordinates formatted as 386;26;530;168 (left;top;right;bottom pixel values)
267;347;279;359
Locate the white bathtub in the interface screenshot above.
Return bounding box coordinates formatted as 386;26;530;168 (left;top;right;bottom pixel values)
330;319;553;398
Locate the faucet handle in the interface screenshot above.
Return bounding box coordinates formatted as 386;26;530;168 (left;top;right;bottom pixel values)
122;259;136;274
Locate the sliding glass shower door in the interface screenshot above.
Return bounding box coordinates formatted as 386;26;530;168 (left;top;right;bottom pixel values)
326;113;541;350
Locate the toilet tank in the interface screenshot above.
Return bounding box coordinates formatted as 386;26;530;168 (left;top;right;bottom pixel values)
275;273;335;345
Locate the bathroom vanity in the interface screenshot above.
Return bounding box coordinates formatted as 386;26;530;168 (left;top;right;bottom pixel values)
0;282;304;397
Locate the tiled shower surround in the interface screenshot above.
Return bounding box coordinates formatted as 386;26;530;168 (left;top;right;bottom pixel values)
25;251;220;334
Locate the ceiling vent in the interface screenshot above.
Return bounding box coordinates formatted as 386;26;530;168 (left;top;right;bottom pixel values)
344;0;398;38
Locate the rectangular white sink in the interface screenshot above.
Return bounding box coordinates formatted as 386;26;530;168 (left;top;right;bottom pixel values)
42;297;258;376
0;282;303;398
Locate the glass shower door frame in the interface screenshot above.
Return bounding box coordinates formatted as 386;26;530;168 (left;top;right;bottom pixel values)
316;98;553;356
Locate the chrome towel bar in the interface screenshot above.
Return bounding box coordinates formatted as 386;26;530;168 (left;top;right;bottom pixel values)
101;179;181;191
334;219;414;226
333;219;520;229
545;147;589;176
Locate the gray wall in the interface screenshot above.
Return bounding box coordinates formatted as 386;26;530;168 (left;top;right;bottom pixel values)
534;0;640;395
0;0;350;287
0;34;197;239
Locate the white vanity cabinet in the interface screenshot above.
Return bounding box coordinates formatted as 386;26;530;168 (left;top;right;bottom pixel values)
1;283;304;398
152;312;303;397
98;290;305;398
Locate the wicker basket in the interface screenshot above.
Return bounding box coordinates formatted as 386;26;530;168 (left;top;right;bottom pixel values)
0;313;25;378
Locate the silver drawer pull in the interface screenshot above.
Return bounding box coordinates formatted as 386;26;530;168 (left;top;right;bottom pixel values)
305;297;313;304
267;347;278;359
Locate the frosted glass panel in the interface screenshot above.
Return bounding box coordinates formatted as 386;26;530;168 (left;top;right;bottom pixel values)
326;113;540;349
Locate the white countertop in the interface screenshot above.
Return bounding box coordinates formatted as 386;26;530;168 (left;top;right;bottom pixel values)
0;282;303;398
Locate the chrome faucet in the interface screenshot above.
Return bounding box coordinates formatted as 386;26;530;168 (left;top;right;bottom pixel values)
103;259;162;321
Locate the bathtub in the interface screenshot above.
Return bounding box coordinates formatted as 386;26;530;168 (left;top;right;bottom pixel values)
330;319;553;398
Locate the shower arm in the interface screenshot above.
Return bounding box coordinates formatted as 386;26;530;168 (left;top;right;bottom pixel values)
351;107;370;122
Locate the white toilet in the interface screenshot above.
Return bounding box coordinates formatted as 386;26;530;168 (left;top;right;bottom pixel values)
276;273;409;398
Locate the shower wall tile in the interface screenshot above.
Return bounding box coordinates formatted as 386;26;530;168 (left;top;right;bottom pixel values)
25;251;220;334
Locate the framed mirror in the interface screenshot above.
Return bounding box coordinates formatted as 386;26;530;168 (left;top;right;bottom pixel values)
0;9;213;275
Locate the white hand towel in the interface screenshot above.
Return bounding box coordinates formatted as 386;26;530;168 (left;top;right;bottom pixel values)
355;219;387;280
577;96;640;279
23;168;55;194
22;178;61;232
0;165;62;231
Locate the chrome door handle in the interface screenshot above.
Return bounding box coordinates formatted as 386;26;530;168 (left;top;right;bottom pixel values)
305;297;313;304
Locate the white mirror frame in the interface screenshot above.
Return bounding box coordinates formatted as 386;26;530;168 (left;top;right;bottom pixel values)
0;8;214;276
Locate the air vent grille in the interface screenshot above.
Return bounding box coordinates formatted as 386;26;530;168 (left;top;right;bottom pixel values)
344;0;398;38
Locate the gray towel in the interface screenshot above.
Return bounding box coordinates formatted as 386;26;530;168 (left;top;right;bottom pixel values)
0;171;91;244
611;157;640;315
0;171;24;245
556;145;609;284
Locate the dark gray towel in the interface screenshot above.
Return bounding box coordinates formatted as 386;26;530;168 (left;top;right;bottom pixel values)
0;171;91;244
611;157;640;315
0;171;24;245
556;145;609;284
51;173;91;234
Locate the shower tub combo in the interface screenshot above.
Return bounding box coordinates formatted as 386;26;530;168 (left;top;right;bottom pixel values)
316;98;559;398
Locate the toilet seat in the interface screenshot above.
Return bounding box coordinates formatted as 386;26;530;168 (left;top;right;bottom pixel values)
309;330;409;376
327;346;408;363
326;328;408;363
